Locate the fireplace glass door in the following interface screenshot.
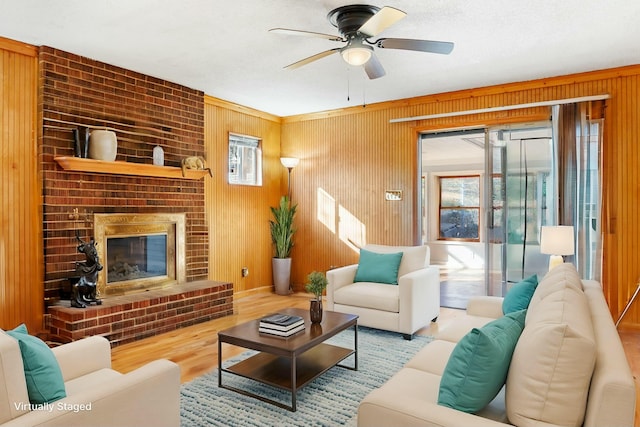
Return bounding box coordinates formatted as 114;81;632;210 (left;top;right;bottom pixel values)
107;235;168;283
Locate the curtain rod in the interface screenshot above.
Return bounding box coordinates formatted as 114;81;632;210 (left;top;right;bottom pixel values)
389;94;611;123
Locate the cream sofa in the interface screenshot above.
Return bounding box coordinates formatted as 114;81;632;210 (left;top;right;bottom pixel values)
0;333;181;427
358;264;636;427
327;244;440;340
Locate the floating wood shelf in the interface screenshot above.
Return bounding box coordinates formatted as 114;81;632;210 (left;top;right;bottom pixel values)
53;156;209;180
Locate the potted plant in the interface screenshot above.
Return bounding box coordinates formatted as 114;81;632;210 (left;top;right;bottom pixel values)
305;271;327;323
270;195;297;295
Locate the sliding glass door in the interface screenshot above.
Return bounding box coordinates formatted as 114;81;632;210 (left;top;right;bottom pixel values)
420;124;554;307
485;125;554;295
421;130;486;308
420;113;601;307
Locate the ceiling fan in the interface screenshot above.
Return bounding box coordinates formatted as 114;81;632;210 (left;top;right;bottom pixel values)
269;4;454;79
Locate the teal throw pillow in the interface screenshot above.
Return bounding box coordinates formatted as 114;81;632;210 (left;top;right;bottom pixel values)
7;324;66;404
438;309;526;413
502;274;538;314
354;249;403;285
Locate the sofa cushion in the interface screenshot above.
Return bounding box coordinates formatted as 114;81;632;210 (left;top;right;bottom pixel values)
7;324;66;405
438;309;526;413
354;248;403;285
506;269;596;427
64;368;122;396
364;244;428;278
502;274;538;314
333;282;399;312
434;315;495;343
405;339;457;375
528;263;582;313
360;367;509;426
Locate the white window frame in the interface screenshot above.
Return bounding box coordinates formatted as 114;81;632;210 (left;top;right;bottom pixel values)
228;133;262;186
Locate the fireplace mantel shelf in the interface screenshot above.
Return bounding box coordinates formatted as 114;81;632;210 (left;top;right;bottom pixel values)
54;156;209;180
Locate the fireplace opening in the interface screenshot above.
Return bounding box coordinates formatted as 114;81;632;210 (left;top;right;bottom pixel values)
107;235;168;283
94;213;186;297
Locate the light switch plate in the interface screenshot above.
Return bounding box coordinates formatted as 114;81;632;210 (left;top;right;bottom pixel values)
385;190;403;201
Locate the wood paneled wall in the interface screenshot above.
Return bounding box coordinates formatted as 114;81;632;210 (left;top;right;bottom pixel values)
204;96;282;296
0;37;42;332
281;110;419;285
281;65;640;329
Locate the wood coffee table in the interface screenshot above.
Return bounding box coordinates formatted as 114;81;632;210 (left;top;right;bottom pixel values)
218;307;358;411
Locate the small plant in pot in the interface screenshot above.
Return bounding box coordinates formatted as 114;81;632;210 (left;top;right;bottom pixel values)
270;195;297;295
305;271;327;323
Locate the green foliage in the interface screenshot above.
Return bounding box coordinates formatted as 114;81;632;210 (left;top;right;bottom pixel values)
269;195;297;258
305;271;327;301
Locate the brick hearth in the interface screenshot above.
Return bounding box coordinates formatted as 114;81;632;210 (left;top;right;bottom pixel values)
47;281;233;347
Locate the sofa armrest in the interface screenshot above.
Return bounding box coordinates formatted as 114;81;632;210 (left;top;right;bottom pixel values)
583;280;637;427
326;264;358;309
52;336;112;382
3;359;181;427
466;296;504;319
398;265;440;335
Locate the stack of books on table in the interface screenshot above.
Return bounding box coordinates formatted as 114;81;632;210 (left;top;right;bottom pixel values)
259;313;305;337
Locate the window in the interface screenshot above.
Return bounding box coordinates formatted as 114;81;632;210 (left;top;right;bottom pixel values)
439;176;480;240
228;133;262;186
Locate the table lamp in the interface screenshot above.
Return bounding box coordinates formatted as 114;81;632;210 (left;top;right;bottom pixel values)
540;225;575;271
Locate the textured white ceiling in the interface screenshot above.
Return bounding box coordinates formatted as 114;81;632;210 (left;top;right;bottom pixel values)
1;0;638;116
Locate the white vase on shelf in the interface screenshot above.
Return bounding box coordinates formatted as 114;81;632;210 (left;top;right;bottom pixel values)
153;145;164;166
88;130;117;161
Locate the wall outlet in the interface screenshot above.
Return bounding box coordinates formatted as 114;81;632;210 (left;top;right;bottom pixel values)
241;267;249;277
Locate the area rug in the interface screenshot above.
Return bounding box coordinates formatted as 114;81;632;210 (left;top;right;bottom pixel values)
180;327;432;427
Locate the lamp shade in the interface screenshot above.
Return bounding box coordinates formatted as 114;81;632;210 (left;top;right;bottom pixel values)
540;225;575;255
280;157;299;169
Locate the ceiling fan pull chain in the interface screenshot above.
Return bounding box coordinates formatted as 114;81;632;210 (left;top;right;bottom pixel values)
362;73;367;107
347;66;351;101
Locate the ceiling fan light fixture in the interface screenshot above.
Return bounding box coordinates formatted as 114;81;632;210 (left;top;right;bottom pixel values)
274;4;454;78
340;42;373;66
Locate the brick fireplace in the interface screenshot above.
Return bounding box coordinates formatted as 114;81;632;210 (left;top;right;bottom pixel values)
40;46;233;344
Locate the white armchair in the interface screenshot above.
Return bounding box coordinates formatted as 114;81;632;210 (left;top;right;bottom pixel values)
0;331;181;427
327;244;440;339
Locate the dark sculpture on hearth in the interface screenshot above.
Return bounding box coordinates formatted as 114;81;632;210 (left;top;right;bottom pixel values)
72;233;103;308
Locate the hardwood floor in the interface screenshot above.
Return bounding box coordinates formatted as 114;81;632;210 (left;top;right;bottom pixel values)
111;292;464;382
111;292;639;424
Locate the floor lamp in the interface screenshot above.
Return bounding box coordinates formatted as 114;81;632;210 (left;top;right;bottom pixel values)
280;157;299;201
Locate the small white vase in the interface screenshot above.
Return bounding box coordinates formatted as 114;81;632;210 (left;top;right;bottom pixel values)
88;130;117;161
153;145;164;166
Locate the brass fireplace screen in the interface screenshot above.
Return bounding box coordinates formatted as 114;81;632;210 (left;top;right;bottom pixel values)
93;213;186;297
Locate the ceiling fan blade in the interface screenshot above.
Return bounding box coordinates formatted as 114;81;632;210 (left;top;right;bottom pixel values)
269;28;343;42
358;6;406;37
284;48;341;70
363;53;385;79
376;38;454;54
